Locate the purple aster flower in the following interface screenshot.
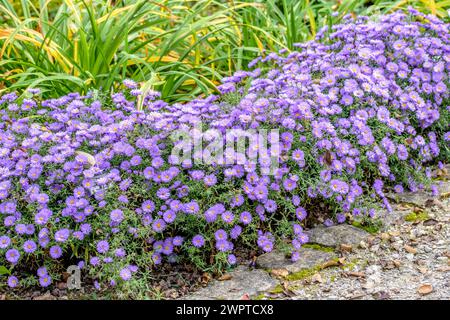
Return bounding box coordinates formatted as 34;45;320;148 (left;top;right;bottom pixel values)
227;254;237;265
230;194;244;207
239;211;252;225
90;256;100;266
152;253;162;265
293;224;303;235
120;267;132;281
5;249;20;264
142;200;155;213
214;229;228;241
215;240;231;252
49;246;63;259
295;207;307;221
39;275;52;287
297;233;309;244
221;211;235;224
23;240;37;253
204;174;217;186
184;200;199;214
0;236;11;249
7;275;19;288
264;199;277;213
37;267;48;277
163;210;176;223
96;240;110;254
291;251;300;262
336;213;346;224
173;236;184;246
230;225;242;239
152;218;166;232
54;228;70;242
192;235;205;248
115;248;126;258
282;178;297;192
80;223;92;235
110;209;124;223
162;241;174;255
123;79;138;89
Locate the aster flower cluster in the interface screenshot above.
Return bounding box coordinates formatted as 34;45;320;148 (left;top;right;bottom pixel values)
0;10;449;289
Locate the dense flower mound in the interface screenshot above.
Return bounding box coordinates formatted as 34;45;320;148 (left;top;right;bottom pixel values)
0;10;449;291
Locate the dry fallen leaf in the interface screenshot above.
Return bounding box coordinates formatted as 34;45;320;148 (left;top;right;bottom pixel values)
240;293;251;300
281;281;296;297
436;266;450;272
340;244;353;252
56;282;67;290
389;231;401;237
412;207;425;214
346;271;365;278
381;233;390;241
362;281;374;289
397;204;411;211
218;274;232;281
270;268;289;278
417;284;433;295
311;273;323;283
417;267;428;274
321;260;339;269
423;219;439;226
404;245;417;254
201;272;212;285
348;292;366;300
372;291;390;300
440;192;450;199
33;293;56;301
434;167;448;178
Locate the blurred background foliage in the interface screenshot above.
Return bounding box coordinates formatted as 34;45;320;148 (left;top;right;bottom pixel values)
0;0;449;102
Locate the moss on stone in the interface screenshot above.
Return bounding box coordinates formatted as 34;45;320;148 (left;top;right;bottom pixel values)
285;266;322;281
302;243;335;252
342;258;367;271
342;260;357;271
253;293;266;300
351;220;382;234
404;211;429;222
269;284;284;294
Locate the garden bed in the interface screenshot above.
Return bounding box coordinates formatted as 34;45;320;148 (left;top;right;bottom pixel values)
0;9;449;298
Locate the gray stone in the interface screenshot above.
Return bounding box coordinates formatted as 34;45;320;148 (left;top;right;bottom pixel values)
386;191;430;207
256;247;336;273
181;266;277;300
376;209;410;230
305;224;370;248
437;180;450;196
385;181;450;207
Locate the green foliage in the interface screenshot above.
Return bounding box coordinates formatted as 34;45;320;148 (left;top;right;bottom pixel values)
2;0;445;102
0;265;10;275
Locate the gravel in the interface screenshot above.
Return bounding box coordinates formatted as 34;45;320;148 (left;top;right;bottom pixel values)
273;196;450;300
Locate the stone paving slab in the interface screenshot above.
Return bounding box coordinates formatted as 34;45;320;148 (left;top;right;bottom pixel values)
181;266;278;300
305;224;370;248
256;247;336;273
